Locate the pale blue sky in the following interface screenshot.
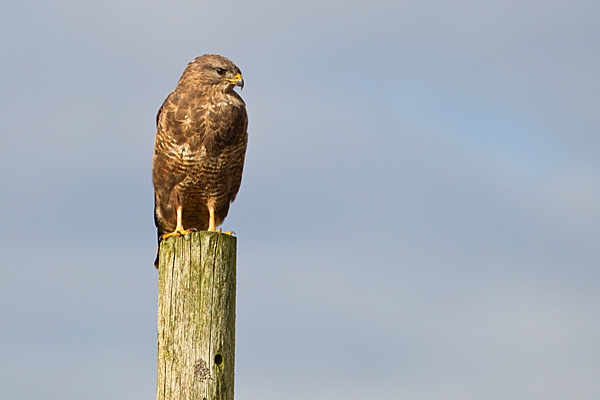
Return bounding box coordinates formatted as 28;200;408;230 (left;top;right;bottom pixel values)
1;1;599;399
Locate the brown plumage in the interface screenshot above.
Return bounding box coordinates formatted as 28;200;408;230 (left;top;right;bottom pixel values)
152;54;248;268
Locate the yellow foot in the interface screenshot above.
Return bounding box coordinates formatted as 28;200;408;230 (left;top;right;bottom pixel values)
162;227;197;240
208;229;236;236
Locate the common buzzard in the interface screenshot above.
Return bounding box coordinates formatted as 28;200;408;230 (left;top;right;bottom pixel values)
152;54;248;268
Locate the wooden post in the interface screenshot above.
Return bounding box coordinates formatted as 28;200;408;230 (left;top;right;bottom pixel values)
156;231;237;400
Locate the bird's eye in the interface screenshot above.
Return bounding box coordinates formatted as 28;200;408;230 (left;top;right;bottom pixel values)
216;68;227;76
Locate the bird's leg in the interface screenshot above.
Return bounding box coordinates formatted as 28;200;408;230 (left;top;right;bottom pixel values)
175;205;185;232
206;208;235;236
162;205;196;239
208;208;217;231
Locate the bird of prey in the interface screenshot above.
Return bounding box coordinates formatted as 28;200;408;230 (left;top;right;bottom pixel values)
152;54;248;268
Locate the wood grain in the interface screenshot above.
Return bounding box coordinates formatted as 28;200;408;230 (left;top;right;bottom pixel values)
156;231;236;400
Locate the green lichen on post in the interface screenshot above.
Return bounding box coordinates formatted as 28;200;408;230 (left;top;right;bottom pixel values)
156;231;237;400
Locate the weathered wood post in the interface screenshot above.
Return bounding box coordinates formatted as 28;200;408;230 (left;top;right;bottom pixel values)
156;231;237;400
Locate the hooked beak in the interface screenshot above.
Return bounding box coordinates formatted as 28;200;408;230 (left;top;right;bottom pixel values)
223;72;244;90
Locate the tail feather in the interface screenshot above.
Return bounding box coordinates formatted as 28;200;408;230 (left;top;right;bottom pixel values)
154;228;163;269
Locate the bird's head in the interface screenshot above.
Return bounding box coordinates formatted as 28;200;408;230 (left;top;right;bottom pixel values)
183;54;244;91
